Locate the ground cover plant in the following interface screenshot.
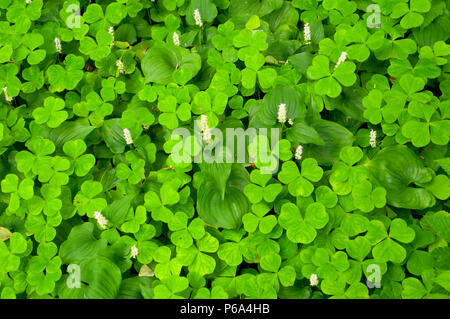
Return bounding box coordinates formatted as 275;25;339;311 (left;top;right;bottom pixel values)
0;0;449;299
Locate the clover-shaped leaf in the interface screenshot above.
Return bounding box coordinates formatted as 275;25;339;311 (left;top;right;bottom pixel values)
0;232;29;272
351;180;387;213
47;54;84;92
73;180;107;216
366;219;415;264
278;202;329;244
33;97;68;128
391;0;431;29
278;159;323;197
307;55;356;98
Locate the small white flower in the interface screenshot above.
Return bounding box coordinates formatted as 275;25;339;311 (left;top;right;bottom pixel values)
25;0;32;4
194;9;203;27
108;26;115;47
277;103;287;124
334;51;347;70
116;59;125;74
288;118;294;126
93;211;108;229
172;32;180;46
123;128;133;144
130;245;138;259
200;114;212;144
370;129;377;148
3;87;12;102
310;273;319;286
295;145;303;160
143;124;150;130
54;37;62;53
304;23;311;45
108;26;114;37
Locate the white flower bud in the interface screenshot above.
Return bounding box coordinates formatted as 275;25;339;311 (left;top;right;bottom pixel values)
304;23;311;45
200;114;212;144
173;32;180;46
54;37;62;53
116;60;125;74
370;129;377;148
277;103;287;124
130;245;138;259
93;211;108;229
25;0;32;4
295;145;303;160
310;273;319;286
194;9;203;27
288;118;294;126
108;26;115;47
334;51;347;70
3;87;12;102
123;128;133;144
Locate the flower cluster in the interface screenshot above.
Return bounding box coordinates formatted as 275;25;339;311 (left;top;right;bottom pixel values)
2;87;12;102
194;9;203;27
200;114;212;143
108;26;115;47
304;23;311;45
116;60;125;74
54;37;62;53
123;128;133;144
334;51;347;70
370;129;377;148
310;274;319;286
130;245;139;259
295;145;303;160
93;211;108;229
277;103;287;124
173;32;180;46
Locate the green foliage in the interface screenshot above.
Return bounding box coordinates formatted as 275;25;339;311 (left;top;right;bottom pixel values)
0;0;449;300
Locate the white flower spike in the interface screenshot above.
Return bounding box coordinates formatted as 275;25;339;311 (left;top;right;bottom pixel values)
310;273;319;286
295;145;303;160
304;23;311;45
123;128;133;144
173;32;180;46
54;37;62;53
370;129;377;148
108;26;115;47
116;60;125;74
194;9;203;27
288;118;294;126
277;103;287;124
93;211;108;229
334;51;347;70
130;245;139;259
3;87;12;102
200;114;212;144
